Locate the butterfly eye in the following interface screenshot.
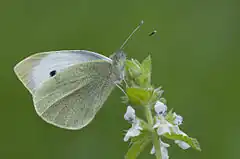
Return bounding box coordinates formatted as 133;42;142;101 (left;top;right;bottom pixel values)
49;70;57;77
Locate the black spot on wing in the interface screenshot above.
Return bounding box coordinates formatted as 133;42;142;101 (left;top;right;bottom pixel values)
49;70;57;77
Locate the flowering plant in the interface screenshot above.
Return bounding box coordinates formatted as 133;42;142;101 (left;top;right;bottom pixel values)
121;56;201;159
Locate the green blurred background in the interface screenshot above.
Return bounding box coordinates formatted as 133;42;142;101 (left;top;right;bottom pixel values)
1;0;239;158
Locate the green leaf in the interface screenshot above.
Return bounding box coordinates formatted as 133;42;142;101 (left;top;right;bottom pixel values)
164;133;201;151
141;55;152;76
125;57;152;88
135;74;149;88
149;87;164;104
154;87;164;98
137;56;152;87
127;87;152;106
125;133;151;159
125;60;141;77
125;59;142;87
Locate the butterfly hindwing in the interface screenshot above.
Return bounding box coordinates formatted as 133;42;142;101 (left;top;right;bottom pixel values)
33;60;115;130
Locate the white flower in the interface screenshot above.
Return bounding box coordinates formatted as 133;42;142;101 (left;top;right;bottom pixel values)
171;125;187;136
175;140;190;150
124;106;142;142
153;116;173;135
173;112;183;125
124;106;136;122
150;140;170;159
154;101;167;115
171;126;190;149
124;120;143;142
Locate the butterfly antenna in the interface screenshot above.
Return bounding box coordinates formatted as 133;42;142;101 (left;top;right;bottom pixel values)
120;20;144;50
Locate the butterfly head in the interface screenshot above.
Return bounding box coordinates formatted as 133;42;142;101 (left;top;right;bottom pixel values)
110;50;126;83
108;20;143;84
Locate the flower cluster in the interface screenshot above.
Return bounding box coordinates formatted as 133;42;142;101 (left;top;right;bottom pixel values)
150;101;190;159
123;56;200;159
123;100;200;159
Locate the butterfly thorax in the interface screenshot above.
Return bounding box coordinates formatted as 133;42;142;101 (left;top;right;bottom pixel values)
109;50;126;84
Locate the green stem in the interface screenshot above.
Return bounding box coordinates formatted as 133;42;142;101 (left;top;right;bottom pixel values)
145;107;162;159
145;106;154;125
152;133;162;159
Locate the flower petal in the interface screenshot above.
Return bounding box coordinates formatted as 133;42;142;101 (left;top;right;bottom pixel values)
160;141;170;148
157;124;171;135
124;106;136;122
150;146;155;155
171;126;187;136
154;101;167;115
153;119;161;128
123;119;143;142
124;127;141;142
175;140;191;150
124;134;130;142
161;146;169;159
173;112;183;125
150;140;170;159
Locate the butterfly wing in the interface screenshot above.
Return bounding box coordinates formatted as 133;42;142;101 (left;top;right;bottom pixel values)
33;60;115;130
14;50;112;94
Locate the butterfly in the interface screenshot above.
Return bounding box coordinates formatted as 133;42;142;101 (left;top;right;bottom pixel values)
14;21;143;130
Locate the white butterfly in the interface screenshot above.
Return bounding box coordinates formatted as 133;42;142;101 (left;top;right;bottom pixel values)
14;21;143;130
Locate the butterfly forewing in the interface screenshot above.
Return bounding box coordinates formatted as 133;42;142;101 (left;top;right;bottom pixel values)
14;50;111;94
